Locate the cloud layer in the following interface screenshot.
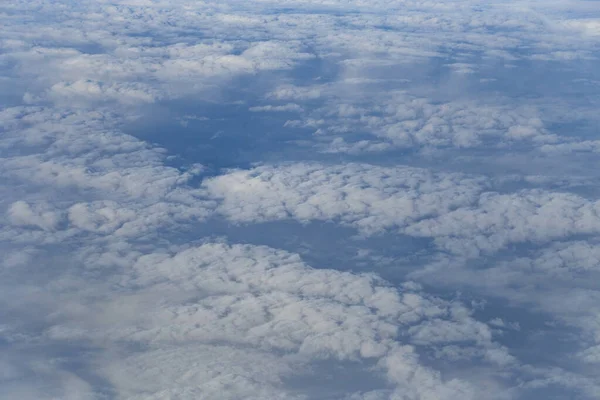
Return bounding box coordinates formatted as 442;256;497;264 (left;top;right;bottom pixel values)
1;0;600;399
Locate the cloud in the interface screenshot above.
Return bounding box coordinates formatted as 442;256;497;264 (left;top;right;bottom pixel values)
249;103;304;113
0;354;95;400
561;19;600;37
273;86;565;152
2;0;600;398
0;106;214;247
0;239;516;399
205;162;600;257
47;79;159;105
1;4;316;108
103;344;303;400
0;103;516;400
204;162;486;234
406;190;600;256
580;345;600;364
6;201;61;231
409;237;600;385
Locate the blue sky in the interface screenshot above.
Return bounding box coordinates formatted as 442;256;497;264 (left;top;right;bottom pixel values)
1;0;600;399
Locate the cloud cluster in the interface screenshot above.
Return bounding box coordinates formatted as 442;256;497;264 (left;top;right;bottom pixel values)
0;107;211;229
279;89;558;151
2;0;600;399
0;237;517;399
205;162;600;257
0;89;516;400
1;1;315;108
412;238;600;377
266;75;600;157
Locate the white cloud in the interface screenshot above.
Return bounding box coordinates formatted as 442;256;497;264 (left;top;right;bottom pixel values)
7;201;61;231
0;92;520;400
47;79;159;105
104;345;303;400
205;163;600;257
561;19;600;37
249;103;304;112
409;237;600;381
269;85;564;152
406;190;600;256
204;162;486;234
0;106;213;246
2;0;600;398
0;103;518;400
579;345;600;364
0;355;95;400
1;241;515;399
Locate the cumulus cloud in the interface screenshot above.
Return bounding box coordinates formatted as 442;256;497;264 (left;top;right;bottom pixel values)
204;163;486;233
0;92;518;400
273;85;567;153
6;201;61;231
47;79;159;105
249;103;304;113
205;162;600;256
2;0;600;398
0;106;214;245
0;238;517;399
408;237;600;385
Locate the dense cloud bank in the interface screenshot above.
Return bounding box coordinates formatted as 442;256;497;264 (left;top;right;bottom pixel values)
1;0;600;399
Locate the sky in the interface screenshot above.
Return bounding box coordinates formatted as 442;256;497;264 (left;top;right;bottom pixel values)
1;0;600;399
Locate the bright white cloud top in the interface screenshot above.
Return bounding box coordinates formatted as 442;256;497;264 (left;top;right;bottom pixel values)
1;0;600;399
